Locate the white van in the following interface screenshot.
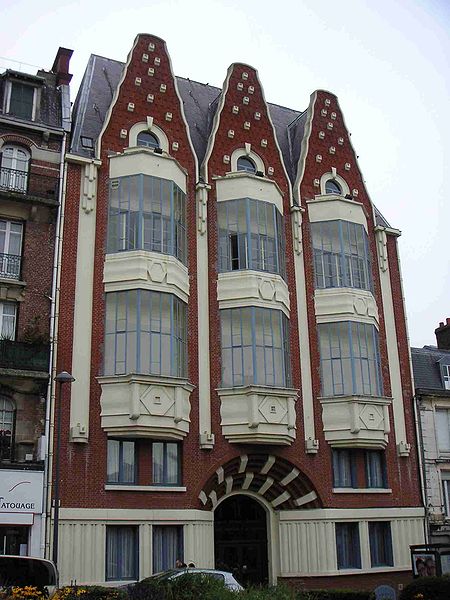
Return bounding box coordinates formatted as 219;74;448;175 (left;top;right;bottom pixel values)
0;556;58;596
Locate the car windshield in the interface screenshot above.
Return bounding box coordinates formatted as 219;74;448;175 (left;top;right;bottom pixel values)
0;557;57;587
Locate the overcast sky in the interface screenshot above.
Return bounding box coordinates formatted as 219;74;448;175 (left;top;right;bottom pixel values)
1;0;448;347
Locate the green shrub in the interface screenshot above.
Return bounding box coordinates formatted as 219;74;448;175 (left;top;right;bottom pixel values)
399;576;450;600
240;585;295;600
54;587;127;600
128;573;235;600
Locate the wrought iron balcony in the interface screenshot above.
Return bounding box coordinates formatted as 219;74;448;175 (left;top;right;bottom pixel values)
0;166;59;201
0;253;22;279
0;340;50;372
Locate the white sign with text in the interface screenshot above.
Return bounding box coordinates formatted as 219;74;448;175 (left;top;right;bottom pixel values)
0;470;43;514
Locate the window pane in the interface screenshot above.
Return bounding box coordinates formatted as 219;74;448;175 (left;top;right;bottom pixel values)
369;522;393;567
106;526;138;581
335;523;361;569
153;526;183;573
436;410;450;450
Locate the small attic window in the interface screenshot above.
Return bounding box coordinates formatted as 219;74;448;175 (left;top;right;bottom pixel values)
325;179;342;195
137;131;160;149
237;156;256;174
81;136;94;149
442;364;450;390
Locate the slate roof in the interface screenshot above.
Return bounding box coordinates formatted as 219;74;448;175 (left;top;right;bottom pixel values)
68;51;395;231
411;346;450;391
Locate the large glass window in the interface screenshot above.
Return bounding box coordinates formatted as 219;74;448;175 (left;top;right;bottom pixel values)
9;82;35;120
365;450;387;488
152;442;181;486
318;322;382;397
220;307;291;388
0;302;16;340
108;174;186;264
0;396;14;462
368;522;393;567
312;220;372;291
0;146;30;194
0;220;23;279
106;526;138;581
104;290;187;378
152;526;183;573
107;440;136;484
218;198;286;278
332;449;356;488
436;409;450;452
335;523;361;569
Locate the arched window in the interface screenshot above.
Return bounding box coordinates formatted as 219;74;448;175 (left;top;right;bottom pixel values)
237;156;256;174
0;396;14;461
325;179;342;195
0;145;30;193
137;131;160;150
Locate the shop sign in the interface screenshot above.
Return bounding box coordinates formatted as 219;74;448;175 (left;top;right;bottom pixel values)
0;470;43;514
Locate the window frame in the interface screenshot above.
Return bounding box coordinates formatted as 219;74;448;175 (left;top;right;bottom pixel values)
365;450;387;488
441;364;450;391
335;522;361;569
325;179;342;195
0;301;17;341
318;321;383;397
237;156;256;174
0;396;15;462
332;449;357;488
107;439;137;484
311;219;373;291
442;472;450;517
435;408;450;452
220;306;291;388
137;131;160;149
152;525;184;574
105;525;139;581
107;174;187;264
6;80;37;121
0;145;30;194
218;197;286;278
104;290;187;378
0;219;23;279
368;521;394;567
152;441;181;486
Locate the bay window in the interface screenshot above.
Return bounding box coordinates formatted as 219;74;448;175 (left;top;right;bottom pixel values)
318;321;382;397
218;198;285;277
312;220;372;291
107;174;186;264
104;290;187;378
220;306;291;388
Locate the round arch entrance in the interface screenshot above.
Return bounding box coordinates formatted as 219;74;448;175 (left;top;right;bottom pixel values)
214;494;268;587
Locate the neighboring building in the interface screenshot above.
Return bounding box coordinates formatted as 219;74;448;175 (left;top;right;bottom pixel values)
54;34;424;592
412;319;450;543
0;49;72;556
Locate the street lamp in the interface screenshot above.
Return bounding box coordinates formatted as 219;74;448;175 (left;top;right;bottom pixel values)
52;370;75;568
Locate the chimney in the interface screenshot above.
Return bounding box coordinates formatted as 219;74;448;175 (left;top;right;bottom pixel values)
51;47;73;86
435;318;450;350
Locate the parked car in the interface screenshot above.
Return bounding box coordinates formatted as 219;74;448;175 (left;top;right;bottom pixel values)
0;555;58;596
141;568;243;591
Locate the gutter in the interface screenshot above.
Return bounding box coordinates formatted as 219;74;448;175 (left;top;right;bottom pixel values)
414;391;430;543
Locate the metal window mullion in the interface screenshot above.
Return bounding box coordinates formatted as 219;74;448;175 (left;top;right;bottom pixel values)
158;293;163;375
118;441;124;483
170;182;175;258
136;290;141;373
251;308;258;385
125;291;130;373
137;175;143;249
364;323;373;394
239;308;246;385
246;198;252;270
348;321;357;395
113;293;119;373
169;296;174;377
339;221;348;287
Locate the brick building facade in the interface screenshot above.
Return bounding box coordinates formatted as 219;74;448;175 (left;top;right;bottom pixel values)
54;34;424;592
0;48;72;557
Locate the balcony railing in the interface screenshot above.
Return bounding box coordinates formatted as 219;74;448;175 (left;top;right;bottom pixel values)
0;340;50;372
0;253;21;279
0;166;59;201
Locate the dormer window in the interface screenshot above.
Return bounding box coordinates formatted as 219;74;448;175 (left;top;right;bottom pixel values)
325;179;342;195
237;156;256;174
442;364;450;390
8;81;35;121
137;131;160;150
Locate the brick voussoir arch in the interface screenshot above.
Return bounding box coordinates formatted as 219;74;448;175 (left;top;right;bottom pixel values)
199;453;322;510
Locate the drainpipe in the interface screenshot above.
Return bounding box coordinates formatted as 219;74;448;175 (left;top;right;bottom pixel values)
40;128;67;558
413;392;430;543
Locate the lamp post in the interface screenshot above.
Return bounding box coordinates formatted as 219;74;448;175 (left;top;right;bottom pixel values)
52;370;75;568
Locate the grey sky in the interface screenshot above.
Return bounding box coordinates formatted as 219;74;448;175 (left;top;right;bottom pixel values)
1;0;448;347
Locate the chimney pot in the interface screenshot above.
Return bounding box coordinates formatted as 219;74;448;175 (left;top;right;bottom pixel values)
435;318;450;350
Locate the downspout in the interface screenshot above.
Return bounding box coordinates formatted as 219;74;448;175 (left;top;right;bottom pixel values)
40;128;68;558
414;392;430;543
